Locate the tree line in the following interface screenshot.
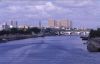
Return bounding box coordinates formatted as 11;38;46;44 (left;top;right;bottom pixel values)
0;27;41;36
89;28;100;38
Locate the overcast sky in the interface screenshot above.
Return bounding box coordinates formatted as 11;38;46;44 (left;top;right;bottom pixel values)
0;0;100;28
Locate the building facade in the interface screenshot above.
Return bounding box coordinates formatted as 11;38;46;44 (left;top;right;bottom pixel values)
48;19;72;29
2;22;10;30
10;21;18;28
48;19;57;28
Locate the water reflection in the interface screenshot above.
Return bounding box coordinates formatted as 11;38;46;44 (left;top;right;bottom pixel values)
0;36;100;64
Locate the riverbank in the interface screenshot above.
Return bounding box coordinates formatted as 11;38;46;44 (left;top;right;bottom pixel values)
0;34;39;43
87;38;100;52
0;34;81;43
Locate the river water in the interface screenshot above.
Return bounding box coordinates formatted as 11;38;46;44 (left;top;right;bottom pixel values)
0;36;100;64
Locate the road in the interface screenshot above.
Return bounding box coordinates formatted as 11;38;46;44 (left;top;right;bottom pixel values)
0;36;100;64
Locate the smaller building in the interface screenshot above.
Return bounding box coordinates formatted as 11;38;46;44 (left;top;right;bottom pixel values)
2;22;10;30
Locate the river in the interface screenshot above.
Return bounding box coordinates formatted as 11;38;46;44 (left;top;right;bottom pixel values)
0;36;100;64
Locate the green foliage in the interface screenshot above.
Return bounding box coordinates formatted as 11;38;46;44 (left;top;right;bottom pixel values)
0;27;41;36
89;29;100;38
29;27;41;34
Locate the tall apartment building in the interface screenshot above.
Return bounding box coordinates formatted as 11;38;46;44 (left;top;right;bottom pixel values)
59;19;72;29
59;20;67;28
48;19;57;28
68;20;72;29
48;19;72;29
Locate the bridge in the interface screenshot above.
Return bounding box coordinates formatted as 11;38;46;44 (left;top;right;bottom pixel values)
56;30;90;36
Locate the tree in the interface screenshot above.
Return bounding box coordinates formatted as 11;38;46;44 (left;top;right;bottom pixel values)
30;27;41;34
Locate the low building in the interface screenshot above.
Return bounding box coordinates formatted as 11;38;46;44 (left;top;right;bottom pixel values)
2;22;10;30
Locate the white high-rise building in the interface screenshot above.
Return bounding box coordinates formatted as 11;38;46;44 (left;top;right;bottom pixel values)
10;21;18;28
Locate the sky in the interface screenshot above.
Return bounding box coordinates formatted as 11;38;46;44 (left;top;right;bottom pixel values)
0;0;100;28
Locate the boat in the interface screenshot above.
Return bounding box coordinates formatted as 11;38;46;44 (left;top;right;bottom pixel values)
80;35;88;40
